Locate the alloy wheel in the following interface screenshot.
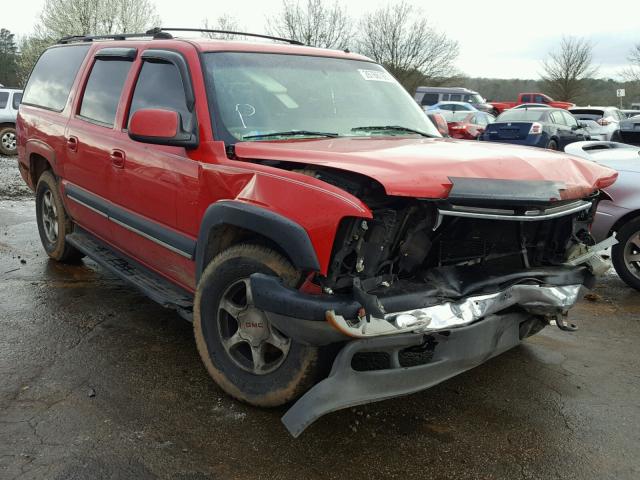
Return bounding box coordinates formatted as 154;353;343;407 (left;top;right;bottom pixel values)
41;190;59;244
623;231;640;281
217;278;291;375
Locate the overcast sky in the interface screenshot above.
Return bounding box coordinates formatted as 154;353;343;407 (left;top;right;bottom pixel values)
5;0;639;79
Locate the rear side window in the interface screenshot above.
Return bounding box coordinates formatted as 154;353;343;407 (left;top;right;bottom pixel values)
521;95;531;103
562;111;578;127
128;61;190;128
0;92;8;109
22;45;90;112
420;93;439;106
79;59;132;126
12;93;22;109
449;94;462;101
550;111;565;125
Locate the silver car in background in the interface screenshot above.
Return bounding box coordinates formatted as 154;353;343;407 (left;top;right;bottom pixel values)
0;88;23;156
569;107;624;142
565;141;640;290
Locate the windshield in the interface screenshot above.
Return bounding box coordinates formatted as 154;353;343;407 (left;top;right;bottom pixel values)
468;94;484;104
497;109;547;122
203;52;440;142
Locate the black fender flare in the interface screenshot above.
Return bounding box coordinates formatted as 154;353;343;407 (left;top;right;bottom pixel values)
195;201;321;281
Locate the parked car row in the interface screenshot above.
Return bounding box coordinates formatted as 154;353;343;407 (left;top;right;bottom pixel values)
419;87;640;149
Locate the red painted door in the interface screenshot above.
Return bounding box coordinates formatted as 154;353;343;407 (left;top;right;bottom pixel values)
109;51;200;291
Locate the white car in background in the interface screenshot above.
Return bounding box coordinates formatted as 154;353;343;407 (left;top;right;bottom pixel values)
0;88;23;156
569;107;624;142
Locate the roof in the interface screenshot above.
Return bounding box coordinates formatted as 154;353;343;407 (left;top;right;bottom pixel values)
0;88;23;93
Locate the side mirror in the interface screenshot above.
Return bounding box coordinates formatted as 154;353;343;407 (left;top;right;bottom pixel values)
128;108;198;149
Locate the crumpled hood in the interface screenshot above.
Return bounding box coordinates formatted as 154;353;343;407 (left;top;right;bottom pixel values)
235;137;617;200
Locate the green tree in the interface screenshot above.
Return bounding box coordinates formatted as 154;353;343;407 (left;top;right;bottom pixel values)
0;29;19;87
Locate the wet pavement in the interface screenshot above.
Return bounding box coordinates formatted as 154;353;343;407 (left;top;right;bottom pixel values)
1;158;639;479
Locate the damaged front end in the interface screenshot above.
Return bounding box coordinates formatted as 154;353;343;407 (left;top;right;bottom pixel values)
249;174;614;436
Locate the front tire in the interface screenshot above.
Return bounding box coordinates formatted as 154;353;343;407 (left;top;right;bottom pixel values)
0;126;17;156
547;139;558;150
35;171;84;262
612;217;640;291
194;244;327;407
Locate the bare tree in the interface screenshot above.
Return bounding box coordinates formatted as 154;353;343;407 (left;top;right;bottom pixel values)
541;36;597;102
622;43;640;82
203;14;244;40
357;1;459;92
267;0;352;49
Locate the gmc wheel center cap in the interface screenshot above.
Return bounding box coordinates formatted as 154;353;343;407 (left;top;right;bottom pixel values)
237;308;270;346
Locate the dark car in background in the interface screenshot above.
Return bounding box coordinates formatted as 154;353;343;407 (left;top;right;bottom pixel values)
619;115;640;145
440;111;495;140
480;107;589;150
414;86;493;113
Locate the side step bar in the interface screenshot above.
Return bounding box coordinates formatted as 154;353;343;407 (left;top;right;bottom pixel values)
66;229;194;321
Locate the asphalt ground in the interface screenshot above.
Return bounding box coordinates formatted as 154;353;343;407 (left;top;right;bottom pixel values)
1;155;639;479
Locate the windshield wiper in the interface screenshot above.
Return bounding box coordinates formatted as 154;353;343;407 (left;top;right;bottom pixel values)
243;130;339;140
351;125;435;138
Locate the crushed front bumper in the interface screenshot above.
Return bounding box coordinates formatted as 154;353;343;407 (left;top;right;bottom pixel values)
250;266;591;345
249;266;593;436
282;311;533;437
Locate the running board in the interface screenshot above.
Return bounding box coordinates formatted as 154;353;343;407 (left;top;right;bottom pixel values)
66;229;194;321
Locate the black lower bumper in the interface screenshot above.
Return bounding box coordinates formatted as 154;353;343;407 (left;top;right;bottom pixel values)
282;311;531;437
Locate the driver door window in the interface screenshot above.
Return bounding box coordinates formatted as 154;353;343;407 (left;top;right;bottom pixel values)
128;61;190;129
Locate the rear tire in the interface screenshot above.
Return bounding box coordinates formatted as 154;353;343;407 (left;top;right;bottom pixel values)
0;126;17;156
611;217;640;291
35;171;84;262
546;139;558;150
194;244;330;407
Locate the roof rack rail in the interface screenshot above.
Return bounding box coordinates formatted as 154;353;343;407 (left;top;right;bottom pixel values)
57;27;304;46
155;27;305;45
57;32;158;44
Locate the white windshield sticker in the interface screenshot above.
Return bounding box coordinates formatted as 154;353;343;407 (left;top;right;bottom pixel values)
358;69;394;83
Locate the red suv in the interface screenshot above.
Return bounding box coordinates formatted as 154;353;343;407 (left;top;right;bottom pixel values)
17;29;617;437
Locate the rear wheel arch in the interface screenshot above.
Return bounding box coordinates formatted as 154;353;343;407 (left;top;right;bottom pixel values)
195;201;320;282
30;153;52;187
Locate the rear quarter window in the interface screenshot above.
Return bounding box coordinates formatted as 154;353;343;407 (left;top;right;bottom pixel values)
22;45;90;112
0;92;8;109
12;93;22;109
